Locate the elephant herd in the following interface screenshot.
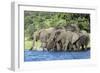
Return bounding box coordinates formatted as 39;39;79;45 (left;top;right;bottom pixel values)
30;24;90;52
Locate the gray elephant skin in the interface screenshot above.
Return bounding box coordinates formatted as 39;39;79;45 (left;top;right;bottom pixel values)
30;24;90;52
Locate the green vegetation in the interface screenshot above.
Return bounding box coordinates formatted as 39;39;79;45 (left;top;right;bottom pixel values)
24;37;32;49
24;11;90;49
25;37;41;50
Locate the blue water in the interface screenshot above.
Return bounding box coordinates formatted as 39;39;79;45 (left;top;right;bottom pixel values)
24;50;90;62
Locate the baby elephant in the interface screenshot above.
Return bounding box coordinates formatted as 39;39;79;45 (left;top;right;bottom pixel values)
73;35;89;51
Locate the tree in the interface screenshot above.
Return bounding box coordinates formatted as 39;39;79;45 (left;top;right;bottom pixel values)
24;11;90;39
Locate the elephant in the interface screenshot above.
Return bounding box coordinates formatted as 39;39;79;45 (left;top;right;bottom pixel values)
72;30;90;51
73;35;89;51
55;30;80;51
47;28;80;51
46;28;62;51
46;37;56;51
30;27;56;50
30;24;89;52
54;30;71;51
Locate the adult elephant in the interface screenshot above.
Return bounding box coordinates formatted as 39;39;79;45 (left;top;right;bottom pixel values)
47;28;80;51
30;27;56;51
55;30;80;51
46;28;63;51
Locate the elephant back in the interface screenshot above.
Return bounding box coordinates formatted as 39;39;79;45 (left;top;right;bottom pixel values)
64;24;80;33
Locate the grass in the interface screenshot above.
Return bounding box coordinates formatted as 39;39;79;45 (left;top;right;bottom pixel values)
24;40;32;50
24;37;41;50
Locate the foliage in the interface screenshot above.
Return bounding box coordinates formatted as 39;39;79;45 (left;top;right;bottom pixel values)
24;11;90;39
25;37;32;49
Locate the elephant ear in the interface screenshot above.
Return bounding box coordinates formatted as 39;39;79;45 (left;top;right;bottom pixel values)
71;32;80;44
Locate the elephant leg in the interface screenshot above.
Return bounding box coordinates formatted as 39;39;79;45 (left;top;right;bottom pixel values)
68;42;73;51
59;42;63;51
72;45;77;51
81;45;84;51
57;40;63;51
63;41;69;51
82;44;87;51
84;43;88;51
85;45;87;50
41;42;47;51
53;44;57;51
40;43;44;50
75;42;80;51
56;43;61;51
